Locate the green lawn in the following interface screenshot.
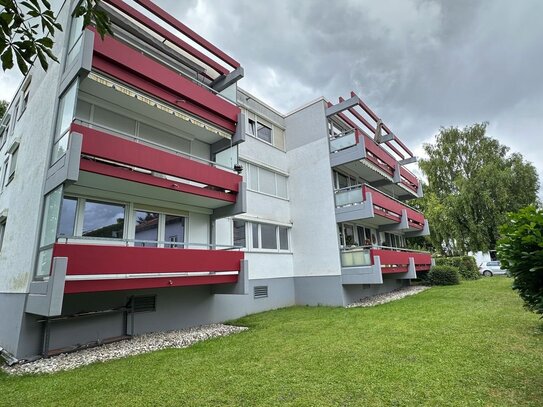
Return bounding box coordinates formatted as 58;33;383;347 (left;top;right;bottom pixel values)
1;278;542;406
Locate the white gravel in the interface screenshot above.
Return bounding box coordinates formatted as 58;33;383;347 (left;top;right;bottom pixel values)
3;323;247;376
346;285;430;308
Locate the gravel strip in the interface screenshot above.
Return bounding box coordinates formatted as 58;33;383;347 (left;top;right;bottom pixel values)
346;285;430;308
3;324;247;376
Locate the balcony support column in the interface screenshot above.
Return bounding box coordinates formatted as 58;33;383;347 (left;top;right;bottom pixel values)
211;259;249;295
25;258;67;317
378;209;409;232
405;219;431;238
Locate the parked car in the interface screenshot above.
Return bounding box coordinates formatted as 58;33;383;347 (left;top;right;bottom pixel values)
479;261;508;276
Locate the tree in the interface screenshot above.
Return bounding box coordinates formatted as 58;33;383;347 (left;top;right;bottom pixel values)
0;99;7;118
418;123;539;255
0;0;112;75
497;205;543;316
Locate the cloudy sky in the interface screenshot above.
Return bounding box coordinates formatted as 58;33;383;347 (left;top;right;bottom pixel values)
1;0;542;194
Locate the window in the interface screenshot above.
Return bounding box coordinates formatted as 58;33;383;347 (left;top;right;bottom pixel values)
20;78;31;116
0;116;10;149
134;211;159;247
256;122;272;143
247;118;256;136
7;146;18;184
82;200;125;239
58;197;77;237
164;215;185;248
36;186;63;277
0;218;6;252
339;223;374;247
1;158;8;189
233;220;246;247
51;81;78;164
243;162;288;199
65;13;84;68
249;222;290;251
334;171;357;190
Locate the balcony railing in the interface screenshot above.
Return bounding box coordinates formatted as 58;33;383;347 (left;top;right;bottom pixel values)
334;184;425;228
340;245;432;273
52;239;244;293
329;128;419;194
72;122;242;204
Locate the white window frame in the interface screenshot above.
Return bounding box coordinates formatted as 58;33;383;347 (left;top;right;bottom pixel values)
7;146;18;185
0;158;8;190
243;161;289;200
247;222;291;253
246;114;274;146
132;208;187;248
232;219;247;249
19;77;31;117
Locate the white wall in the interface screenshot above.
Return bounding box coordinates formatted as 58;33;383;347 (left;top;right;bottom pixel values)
246;252;294;279
286;100;342;277
187;212;209;247
0;2;71;293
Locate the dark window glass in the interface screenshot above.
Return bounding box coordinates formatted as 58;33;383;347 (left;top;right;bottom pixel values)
261;224;277;249
58;197;77;237
357;226;365;246
82;200;125;239
248;118;256;135
256;122;272;143
165;215;185;248
279;227;288;250
338;173;348;189
252;223;259;248
233;220;246;247
134;211;159;247
344;224;355;246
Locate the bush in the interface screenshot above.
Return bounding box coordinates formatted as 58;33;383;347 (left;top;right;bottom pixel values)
497;205;543;316
435;256;480;280
427;265;461;286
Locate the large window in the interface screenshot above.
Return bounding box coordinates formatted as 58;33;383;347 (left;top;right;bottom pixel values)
51;81;78;164
339;223;375;247
36;186;63;277
238;221;290;252
243;161;288;199
82;200;125;239
164;215;185;248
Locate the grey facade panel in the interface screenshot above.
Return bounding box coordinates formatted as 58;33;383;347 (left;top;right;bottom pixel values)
294;275;344;306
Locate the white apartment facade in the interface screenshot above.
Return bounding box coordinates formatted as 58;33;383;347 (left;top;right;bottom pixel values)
0;0;430;362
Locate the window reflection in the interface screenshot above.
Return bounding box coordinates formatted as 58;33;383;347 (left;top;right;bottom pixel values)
58;197;77;237
164;215;185;248
82;200;125;239
134;211;159;247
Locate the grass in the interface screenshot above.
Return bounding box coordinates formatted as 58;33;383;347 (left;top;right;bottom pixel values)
1;278;542;406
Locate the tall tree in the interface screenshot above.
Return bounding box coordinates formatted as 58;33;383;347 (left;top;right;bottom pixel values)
0;0;112;74
418;123;539;255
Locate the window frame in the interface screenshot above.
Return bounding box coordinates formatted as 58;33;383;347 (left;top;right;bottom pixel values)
243;161;289;200
247;222;291;253
7;146;18;185
246;114;274;146
0;218;6;252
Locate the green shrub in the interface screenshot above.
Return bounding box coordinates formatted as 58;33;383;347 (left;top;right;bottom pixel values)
435;256;480;280
428;265;461;286
497;205;543;316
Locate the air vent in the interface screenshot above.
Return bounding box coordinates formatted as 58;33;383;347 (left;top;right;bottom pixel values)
254;286;268;299
129;295;156;312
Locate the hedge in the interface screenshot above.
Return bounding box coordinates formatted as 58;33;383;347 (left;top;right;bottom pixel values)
435;256;480;280
427;265;461;286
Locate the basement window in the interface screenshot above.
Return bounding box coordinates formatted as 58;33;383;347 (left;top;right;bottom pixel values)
129;295;157;313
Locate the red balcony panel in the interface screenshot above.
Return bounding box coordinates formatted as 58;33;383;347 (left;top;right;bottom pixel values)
105;0;231;78
363;185;425;227
79;159;236;203
370;248;432;274
91;31;240;133
363;134;396;176
74;123;241;193
53;244;243;293
400;167;419;193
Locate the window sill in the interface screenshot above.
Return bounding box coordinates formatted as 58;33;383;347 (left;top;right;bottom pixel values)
246;249;292;255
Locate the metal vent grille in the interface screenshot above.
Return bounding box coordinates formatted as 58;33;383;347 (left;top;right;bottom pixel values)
254;286;268;299
130;295;156;313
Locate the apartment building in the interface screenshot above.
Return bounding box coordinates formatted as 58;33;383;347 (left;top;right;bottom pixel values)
0;0;430;362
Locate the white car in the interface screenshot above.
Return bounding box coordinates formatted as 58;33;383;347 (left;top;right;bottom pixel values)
479;261;508;277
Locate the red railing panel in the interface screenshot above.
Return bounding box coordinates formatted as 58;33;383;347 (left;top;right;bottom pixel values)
74;123;241;193
370;248;432;273
54;244;243;293
91;31;240;133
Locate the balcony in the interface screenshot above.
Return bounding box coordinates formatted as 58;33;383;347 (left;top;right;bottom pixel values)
334;184;428;235
329;130;421;200
340;246;432;285
68;122;244;211
52;239;244;294
326;92;421;200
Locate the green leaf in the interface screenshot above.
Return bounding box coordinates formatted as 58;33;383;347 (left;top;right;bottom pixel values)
13;48;28;75
1;48;13;70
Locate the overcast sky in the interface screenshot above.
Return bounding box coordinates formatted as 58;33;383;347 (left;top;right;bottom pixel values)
1;0;542;195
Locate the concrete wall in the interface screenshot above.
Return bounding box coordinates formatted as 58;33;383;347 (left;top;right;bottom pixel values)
285;100;342;277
